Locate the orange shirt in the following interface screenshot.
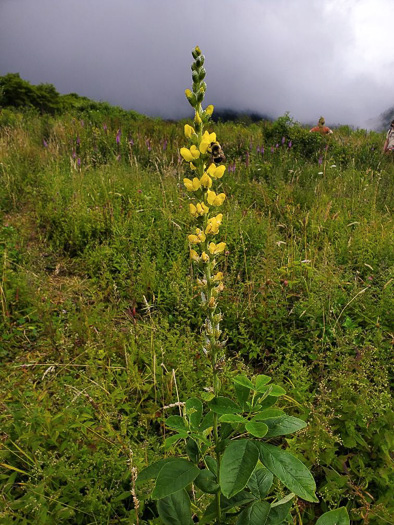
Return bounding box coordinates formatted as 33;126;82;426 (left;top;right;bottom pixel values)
310;125;332;135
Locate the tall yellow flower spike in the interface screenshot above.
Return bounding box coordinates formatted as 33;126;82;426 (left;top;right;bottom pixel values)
181;47;227;408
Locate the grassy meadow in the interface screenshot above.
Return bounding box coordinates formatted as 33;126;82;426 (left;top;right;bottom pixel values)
0;106;393;523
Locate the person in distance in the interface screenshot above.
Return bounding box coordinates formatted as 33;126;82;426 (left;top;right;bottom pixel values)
382;119;394;154
309;116;333;135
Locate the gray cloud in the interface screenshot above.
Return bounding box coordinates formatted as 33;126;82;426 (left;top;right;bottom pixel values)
1;0;393;128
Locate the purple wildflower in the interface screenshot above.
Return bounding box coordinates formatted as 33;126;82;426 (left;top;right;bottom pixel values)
116;130;121;144
76;136;80;146
43;139;48;148
270;147;274;153
318;157;323;165
72;150;76;159
103;123;108;131
288;141;292;148
129;138;134;146
162;139;168;151
281;136;285;145
245;151;250;168
261;146;264;155
77;158;81;167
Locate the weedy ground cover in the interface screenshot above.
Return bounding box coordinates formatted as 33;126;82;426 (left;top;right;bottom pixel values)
0;79;393;523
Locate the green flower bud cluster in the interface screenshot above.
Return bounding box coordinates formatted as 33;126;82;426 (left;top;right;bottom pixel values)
185;46;213;132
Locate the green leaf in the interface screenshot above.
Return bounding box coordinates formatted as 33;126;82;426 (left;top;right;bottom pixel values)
245;421;269;438
233;375;255;389
257;442;318;503
219;440;259;498
164;433;187;449
199;411;214;432
136;458;175;485
236;501;271;525
267;493;295;524
257;384;286;397
185;397;203;429
165;415;187;432
235;383;250;407
219;414;247;424
152;458;200;499
255;375;272;389
315;507;350;525
252;409;285;420
194;469;219;494
157;489;193;525
247;467;273;499
204;455;217;475
201;491;256;524
208;396;241;415
264;416;307;437
186;438;199;463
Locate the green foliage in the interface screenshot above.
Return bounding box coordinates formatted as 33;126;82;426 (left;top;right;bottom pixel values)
0;84;392;522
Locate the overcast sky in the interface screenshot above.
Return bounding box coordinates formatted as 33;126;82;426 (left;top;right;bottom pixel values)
1;0;393;128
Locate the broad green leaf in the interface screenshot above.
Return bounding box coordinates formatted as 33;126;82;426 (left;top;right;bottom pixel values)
185;397;203;429
235;383;250;407
253;409;285;420
264;416;307;437
204;455;217;475
267;493;295;524
247;467;273;499
201;490;256;524
136;458;175;485
165;415;187;432
236;501;271;525
233;375;254;389
219;414;247;424
199;411;214;432
257;384;286;397
208;396;241;415
186;438;199;463
259;396;278;409
157;489;193;525
219;440;259;498
316;507;350;525
194;469;219;494
257;442;318;502
255;375;272;389
164;433;187;449
152;458;200;499
245;421;269;438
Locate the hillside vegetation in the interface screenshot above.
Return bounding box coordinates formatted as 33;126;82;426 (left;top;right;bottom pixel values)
0;98;393;524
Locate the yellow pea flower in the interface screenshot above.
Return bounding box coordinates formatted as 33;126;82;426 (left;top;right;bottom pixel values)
200;172;212;188
189;230;206;244
208;242;226;255
190;249;200;262
208;297;216;308
194;112;202;125
185;89;193;99
180;148;194;162
184;124;195;138
190;162;197;171
213;272;224;281
206;105;214;116
184;177;201;192
201;252;210;262
207;190;226;206
181;146;200;162
199;131;217;154
190;202;209;217
190;145;200;159
207;163;225;179
205;214;223;235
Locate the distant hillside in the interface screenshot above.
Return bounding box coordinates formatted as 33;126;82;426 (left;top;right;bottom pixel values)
0;73;147;120
211;108;272;124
